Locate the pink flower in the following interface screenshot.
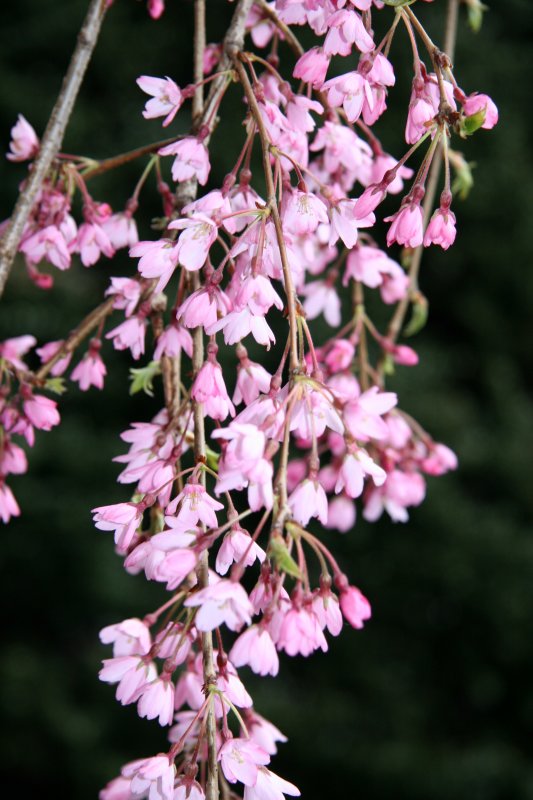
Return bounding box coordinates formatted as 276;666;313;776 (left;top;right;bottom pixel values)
323;10;374;56
289;477;329;526
386;200;424;248
343;385;397;442
213;422;274;511
301;281;341;327
247;712;288;756
344;246;409;304
325;496;356;533
339;584;372;629
463;93;498;129
130;239;179;292
99;618;151;657
153;323;193;360
168;214;217;271
167;481;223;528
276;604;328;657
369;154;413;195
99;655;157;705
20;225;71;270
99;775;132;800
36;340;72;377
0;481;20;524
158;137;210;185
137;675;174;726
0;334;36;370
293;47;330;89
71;344;107;391
191;357;235;420
216;526;266;576
174;780;204;800
335;449;386;499
421;443;458;476
363;469;426;523
102;213;139;250
121;756;175;800
176;285;232;330
285;95;323;133
23;392;60;430
282;190;328;235
423;206;457;250
106;316;147;360
6;114;39;161
322;72;371;123
137;75;183;126
233;359;271;406
92;501;144;553
243;768;300;800
106;277;142;318
313;589;343;636
147;0;165;19
77;222;115;267
353;185;387;219
184;579;253;632
229;626;279;677
219;737;270;786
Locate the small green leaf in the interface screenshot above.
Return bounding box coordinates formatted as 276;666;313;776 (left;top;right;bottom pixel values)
466;0;488;33
268;536;302;580
45;377;67;395
381;353;395;376
129;361;161;397
459;108;486;137
452;160;475;201
205;446;220;472
382;0;414;6
403;294;428;338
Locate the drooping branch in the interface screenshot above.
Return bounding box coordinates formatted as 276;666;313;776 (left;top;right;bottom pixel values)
0;0;110;298
179;3;255;800
35;295;116;381
230;55;300;374
385;0;461;347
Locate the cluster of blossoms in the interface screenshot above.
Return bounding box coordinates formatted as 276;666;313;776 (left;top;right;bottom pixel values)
1;0;497;797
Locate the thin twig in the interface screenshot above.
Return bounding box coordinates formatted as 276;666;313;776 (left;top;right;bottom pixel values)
191;0;221;789
231;56;300;373
255;0;304;57
0;0;110;297
444;0;460;62
185;3;254;800
83;135;183;179
385;0;461;347
35;295;116;381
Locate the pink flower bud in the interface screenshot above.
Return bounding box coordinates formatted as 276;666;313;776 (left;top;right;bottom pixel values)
6;114;39;162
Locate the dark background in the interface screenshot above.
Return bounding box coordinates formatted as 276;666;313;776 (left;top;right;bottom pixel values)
1;0;532;798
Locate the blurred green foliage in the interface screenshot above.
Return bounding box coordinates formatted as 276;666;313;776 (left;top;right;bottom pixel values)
0;1;532;798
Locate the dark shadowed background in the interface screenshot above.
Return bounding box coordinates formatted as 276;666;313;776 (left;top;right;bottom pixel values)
0;0;532;798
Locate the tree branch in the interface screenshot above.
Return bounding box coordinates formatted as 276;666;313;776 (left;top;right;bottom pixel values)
230;56;300;374
0;0;110;298
35;295;116;381
385;0;461;347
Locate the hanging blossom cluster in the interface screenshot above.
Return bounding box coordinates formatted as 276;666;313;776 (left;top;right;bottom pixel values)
1;0;497;797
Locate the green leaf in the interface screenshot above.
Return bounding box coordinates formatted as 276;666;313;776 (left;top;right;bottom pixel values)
403;294;428;338
460;108;487;137
382;0;414;6
381;353;395;376
129;361;161;397
44;377;67;395
268;536;302;580
452;159;476;201
466;0;488;33
205;446;220;472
